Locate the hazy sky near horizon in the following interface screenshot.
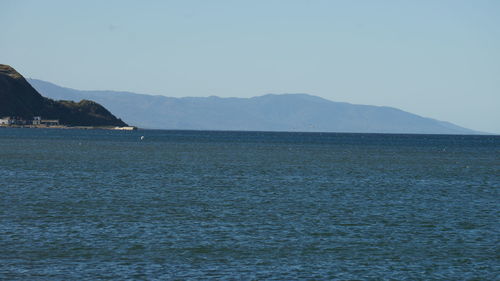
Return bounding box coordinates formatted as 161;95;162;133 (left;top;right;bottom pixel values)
1;0;499;133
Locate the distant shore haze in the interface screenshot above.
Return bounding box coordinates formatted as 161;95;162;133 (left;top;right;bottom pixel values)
28;78;482;134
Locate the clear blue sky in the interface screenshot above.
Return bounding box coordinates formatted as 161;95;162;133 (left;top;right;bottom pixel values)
1;0;499;133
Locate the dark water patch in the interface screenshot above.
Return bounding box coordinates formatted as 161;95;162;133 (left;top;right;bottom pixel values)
0;128;499;279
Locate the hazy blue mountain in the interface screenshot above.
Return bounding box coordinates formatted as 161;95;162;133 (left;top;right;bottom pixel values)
28;78;479;134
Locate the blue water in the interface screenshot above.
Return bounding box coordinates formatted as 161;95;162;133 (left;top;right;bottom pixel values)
1;128;499;280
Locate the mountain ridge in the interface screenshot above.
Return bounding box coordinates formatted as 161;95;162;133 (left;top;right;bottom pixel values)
28;78;481;134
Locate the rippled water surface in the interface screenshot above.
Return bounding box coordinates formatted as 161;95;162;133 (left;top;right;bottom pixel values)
1;128;499;280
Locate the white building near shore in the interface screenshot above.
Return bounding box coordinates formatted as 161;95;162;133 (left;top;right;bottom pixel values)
0;116;60;126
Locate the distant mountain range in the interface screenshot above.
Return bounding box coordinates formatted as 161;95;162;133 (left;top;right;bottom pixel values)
28;78;479;134
0;65;127;127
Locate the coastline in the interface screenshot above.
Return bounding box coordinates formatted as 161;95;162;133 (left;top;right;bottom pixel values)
0;125;137;130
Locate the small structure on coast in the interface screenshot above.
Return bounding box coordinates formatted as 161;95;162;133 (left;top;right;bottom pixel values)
32;116;41;125
0;116;60;127
32;116;59;126
0;116;28;125
0;117;13;125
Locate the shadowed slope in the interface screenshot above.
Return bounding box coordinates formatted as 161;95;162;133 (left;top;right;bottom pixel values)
0;65;127;126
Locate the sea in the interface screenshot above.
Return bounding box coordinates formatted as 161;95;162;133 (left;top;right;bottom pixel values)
0;128;498;280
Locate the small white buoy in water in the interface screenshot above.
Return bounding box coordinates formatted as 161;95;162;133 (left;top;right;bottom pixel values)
140;136;144;140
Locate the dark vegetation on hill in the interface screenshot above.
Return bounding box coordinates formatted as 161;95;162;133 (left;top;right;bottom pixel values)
0;64;127;126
